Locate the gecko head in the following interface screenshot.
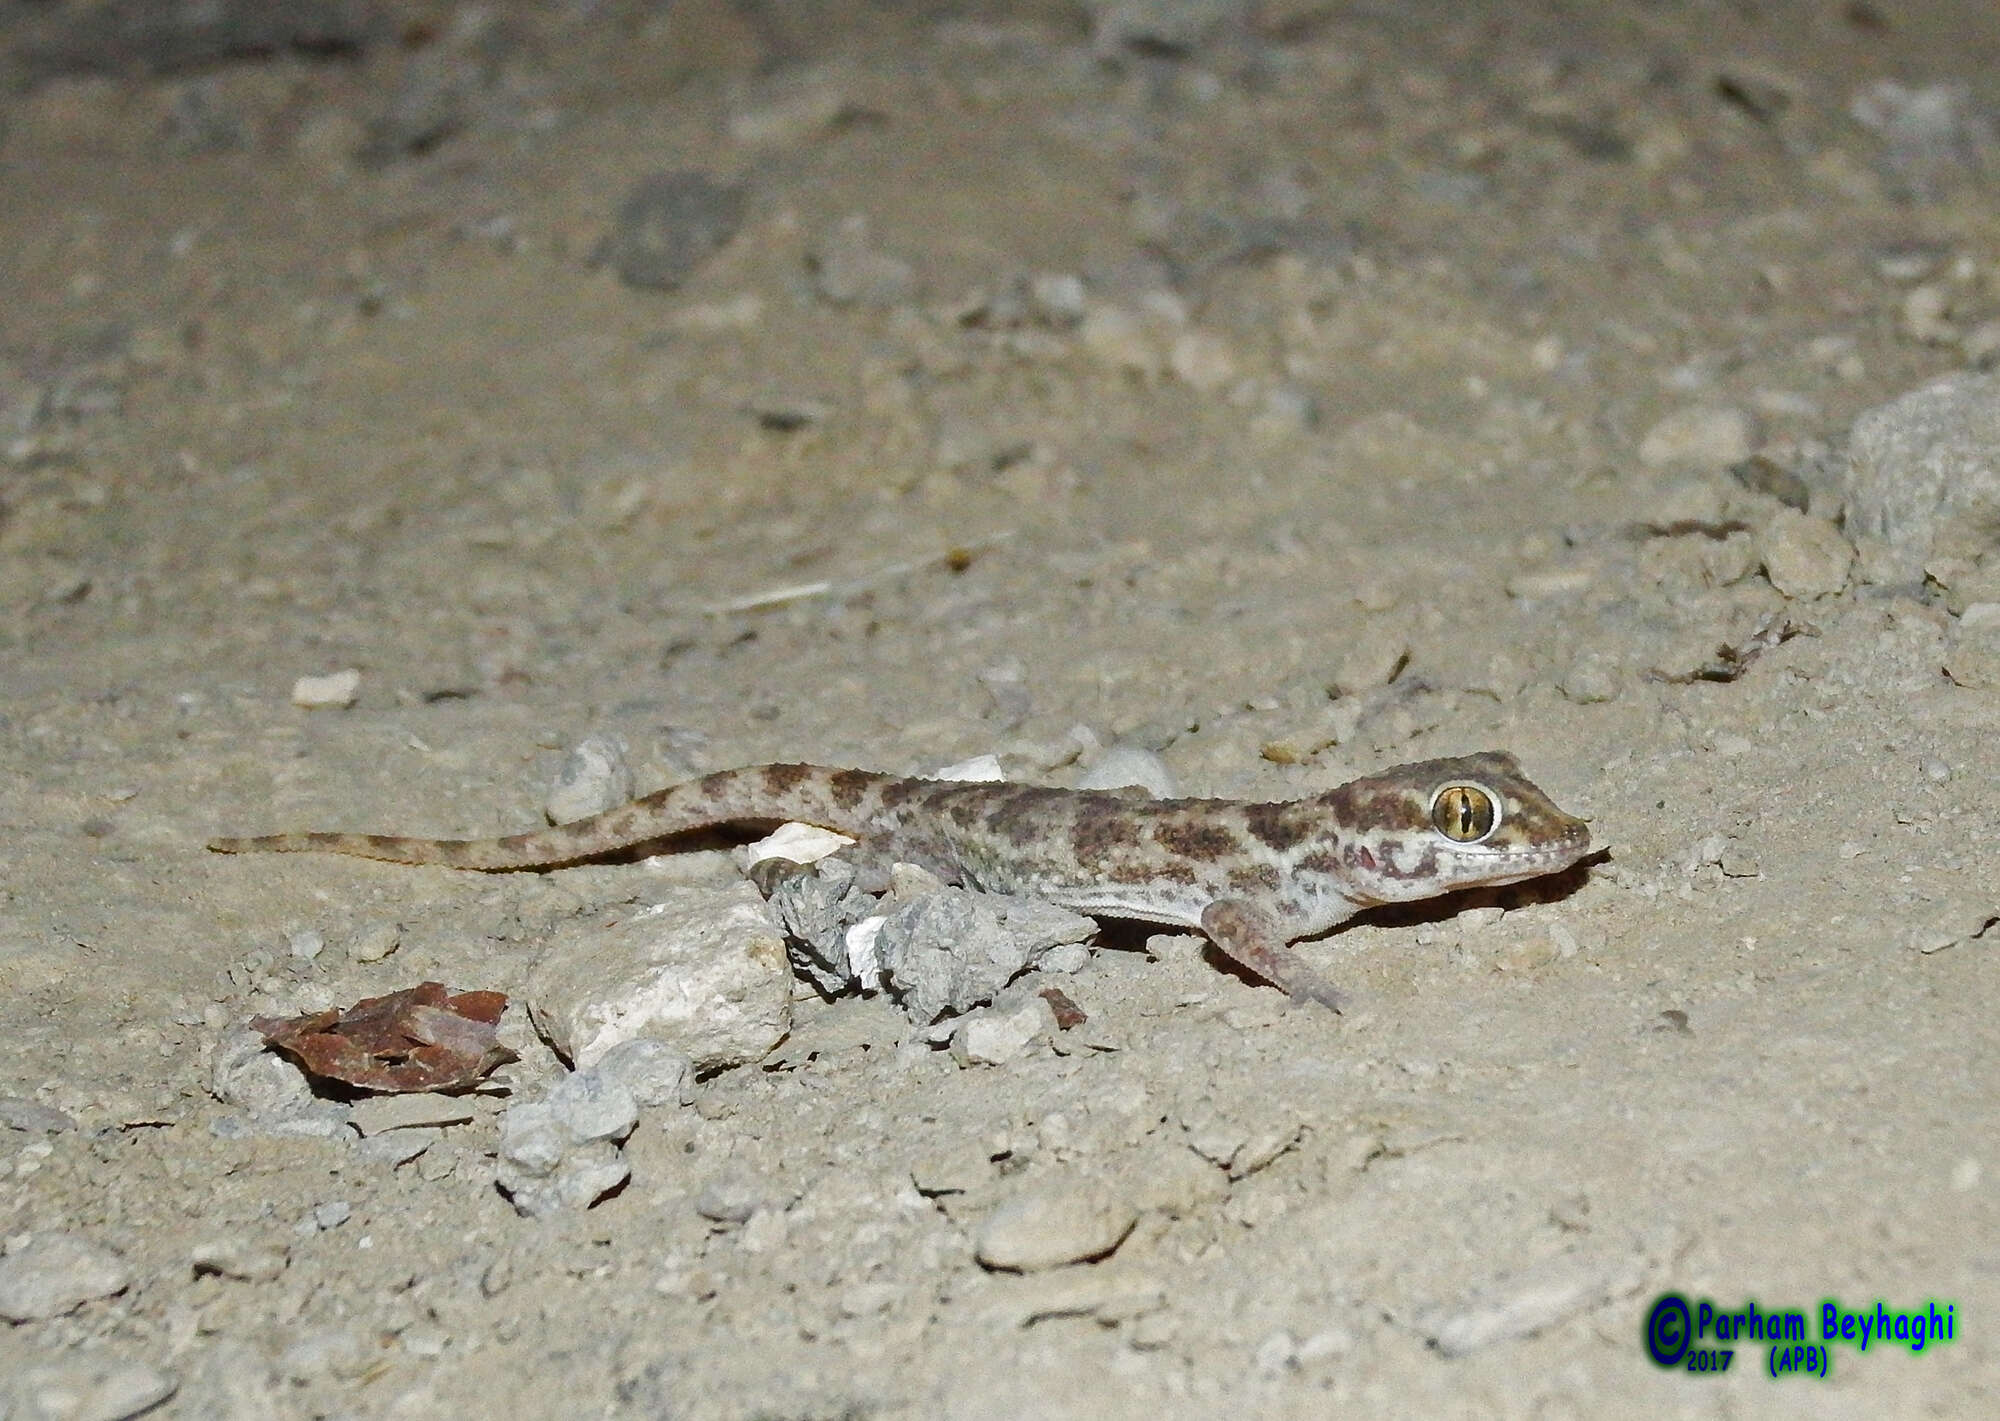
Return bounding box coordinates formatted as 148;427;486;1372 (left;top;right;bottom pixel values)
1321;751;1592;905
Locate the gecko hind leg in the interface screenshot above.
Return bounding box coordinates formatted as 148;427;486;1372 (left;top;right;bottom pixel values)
1200;899;1345;1012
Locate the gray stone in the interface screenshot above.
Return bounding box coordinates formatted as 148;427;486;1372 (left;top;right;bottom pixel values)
761;855;881;995
526;881;792;1072
0;1232;132;1321
592;1038;693;1109
876;888;1096;1023
544;1069;639;1145
496;1101;566;1177
545;733;634;825
974;1177;1137;1272
1843;373;2000;584
603;173;745;291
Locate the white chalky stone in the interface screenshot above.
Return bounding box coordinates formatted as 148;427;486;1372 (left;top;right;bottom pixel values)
526;881;792;1072
289;668;360;709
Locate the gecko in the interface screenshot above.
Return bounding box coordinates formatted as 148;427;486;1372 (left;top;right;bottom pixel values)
208;751;1592;1010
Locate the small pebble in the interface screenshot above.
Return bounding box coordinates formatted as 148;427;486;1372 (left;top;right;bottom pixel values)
1075;745;1177;797
1558;654;1621;704
1637;405;1758;469
951;996;1055;1067
1759;509;1854;599
1168;329;1237;392
287;928;325;962
694;1174;766;1225
974;1177;1137;1272
545;733;635;824
545;1069;639;1145
347;922;401;964
0;1232;133;1321
592;1038;693;1109
289;668;360;710
208;1027;312;1114
810;214;918;307
602;172;745;291
1028;273;1087;326
1921;756;1952;784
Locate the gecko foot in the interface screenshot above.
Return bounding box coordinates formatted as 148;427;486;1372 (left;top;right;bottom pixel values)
1200;899;1344;1013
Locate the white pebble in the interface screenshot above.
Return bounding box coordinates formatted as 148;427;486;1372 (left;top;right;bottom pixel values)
286;928;325;962
951;997;1055;1067
737;821;854;869
1075;745;1178;797
933;753;1006;783
289;668;360;709
1637;405;1758;469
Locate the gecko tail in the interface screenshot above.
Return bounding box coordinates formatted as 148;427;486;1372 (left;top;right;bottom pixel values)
204;829;576;870
204;763;903;871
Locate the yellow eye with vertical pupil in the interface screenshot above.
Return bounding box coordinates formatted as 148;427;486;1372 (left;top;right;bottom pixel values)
1430;783;1498;842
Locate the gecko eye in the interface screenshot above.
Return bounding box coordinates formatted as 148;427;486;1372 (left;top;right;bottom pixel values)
1429;783;1499;843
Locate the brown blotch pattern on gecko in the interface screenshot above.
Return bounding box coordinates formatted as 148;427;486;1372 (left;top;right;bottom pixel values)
208;751;1593;1011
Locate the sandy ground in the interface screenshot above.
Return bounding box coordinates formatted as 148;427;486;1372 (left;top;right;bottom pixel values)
3;0;1999;1415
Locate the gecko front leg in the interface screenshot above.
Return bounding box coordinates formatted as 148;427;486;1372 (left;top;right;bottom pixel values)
1200;899;1345;1012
